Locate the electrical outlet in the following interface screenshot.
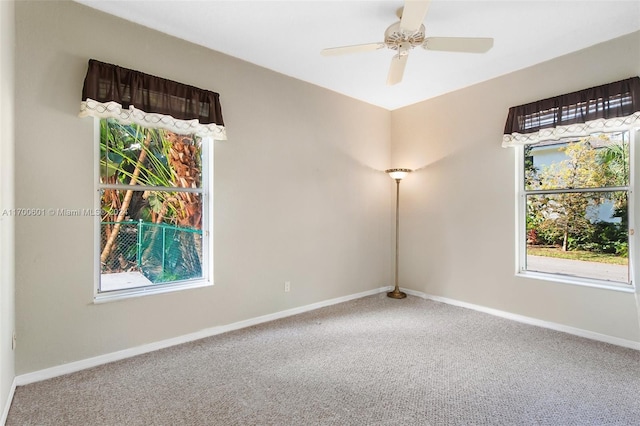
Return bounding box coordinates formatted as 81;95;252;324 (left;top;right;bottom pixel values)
12;332;16;350
284;281;291;292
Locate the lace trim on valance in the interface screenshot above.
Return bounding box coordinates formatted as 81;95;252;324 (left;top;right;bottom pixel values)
79;99;227;140
502;111;640;147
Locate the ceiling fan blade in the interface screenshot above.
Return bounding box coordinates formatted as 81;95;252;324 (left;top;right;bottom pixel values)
423;37;494;53
387;54;408;86
321;43;386;56
400;0;431;33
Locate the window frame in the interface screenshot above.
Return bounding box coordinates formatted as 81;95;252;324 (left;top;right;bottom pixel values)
514;129;638;293
92;118;213;303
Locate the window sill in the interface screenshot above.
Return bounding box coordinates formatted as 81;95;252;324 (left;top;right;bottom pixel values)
516;270;635;293
94;279;212;304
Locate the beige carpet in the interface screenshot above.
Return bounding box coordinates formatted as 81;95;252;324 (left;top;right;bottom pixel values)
7;294;640;425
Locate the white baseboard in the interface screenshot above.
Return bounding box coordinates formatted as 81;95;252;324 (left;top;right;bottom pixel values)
15;286;388;386
14;285;638;390
402;288;640;351
1;377;17;426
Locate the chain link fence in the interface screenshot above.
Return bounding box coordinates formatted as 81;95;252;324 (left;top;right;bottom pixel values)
101;221;139;274
101;221;203;284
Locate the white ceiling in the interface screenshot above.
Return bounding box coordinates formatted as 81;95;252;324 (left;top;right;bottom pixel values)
75;0;640;110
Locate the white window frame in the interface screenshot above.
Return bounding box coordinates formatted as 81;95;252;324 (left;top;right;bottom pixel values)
515;129;638;293
92;118;213;303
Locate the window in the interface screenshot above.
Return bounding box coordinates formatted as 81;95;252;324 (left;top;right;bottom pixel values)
79;59;225;300
518;132;633;287
96;118;211;296
504;77;640;290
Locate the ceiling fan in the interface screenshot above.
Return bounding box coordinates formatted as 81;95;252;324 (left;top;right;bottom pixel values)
320;0;494;85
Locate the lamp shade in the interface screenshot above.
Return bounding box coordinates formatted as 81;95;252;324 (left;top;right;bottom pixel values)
385;168;412;180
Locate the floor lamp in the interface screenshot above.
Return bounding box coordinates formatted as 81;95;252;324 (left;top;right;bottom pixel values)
385;168;412;299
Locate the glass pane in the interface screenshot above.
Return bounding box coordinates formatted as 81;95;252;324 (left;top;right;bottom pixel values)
100;118;202;189
99;189;203;292
524;132;629;191
525;191;629;284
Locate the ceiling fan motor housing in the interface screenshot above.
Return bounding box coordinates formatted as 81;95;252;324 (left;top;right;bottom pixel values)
384;22;426;51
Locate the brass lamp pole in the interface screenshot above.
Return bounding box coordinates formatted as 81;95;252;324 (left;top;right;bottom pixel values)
385;168;412;299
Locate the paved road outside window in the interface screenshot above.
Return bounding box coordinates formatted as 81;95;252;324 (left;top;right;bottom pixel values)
527;255;629;284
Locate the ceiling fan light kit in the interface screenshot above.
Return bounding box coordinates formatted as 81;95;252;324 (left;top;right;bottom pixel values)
385;22;426;51
321;0;494;86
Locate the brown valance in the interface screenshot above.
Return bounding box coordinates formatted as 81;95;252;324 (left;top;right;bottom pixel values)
502;77;640;146
82;59;223;125
504;77;639;135
80;59;226;139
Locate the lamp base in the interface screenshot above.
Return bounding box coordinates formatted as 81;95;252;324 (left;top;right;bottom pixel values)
387;289;407;299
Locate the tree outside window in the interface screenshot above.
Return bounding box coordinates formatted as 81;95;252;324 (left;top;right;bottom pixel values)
523;132;630;284
98;118;208;292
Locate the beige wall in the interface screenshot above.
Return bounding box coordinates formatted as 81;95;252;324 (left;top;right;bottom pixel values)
392;31;640;342
0;0;16;416
12;0;640;378
14;1;391;374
